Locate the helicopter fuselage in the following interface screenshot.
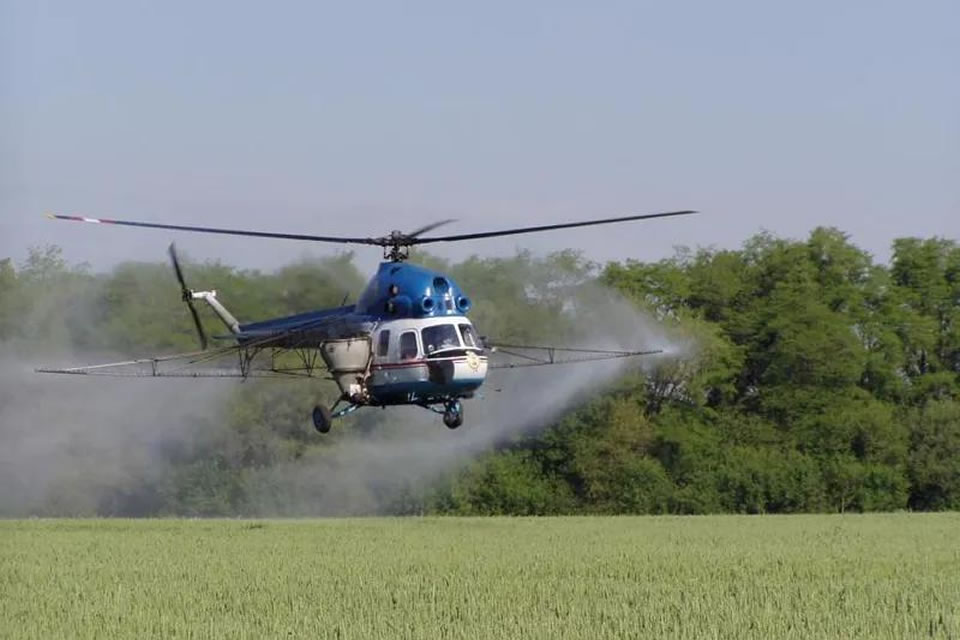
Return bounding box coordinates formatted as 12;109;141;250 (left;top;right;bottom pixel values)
227;261;486;427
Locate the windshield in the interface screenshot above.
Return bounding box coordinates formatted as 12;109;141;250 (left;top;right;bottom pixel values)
459;324;478;348
422;324;461;355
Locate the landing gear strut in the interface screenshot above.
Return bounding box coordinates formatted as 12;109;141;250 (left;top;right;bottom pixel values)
442;400;464;429
312;400;361;434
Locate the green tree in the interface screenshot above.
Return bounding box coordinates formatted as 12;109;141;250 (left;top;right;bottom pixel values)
907;400;960;510
0;258;16;339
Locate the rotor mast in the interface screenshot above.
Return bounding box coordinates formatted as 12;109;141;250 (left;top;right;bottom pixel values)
383;230;412;262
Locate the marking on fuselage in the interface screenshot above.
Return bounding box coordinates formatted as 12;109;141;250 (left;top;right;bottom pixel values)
371;356;487;371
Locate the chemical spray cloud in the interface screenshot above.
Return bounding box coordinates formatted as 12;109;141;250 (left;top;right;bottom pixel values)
0;258;691;517
0;250;364;517
244;282;687;516
0;343;231;516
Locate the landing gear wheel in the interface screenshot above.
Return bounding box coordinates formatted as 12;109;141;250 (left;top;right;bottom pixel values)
443;400;464;429
312;405;332;434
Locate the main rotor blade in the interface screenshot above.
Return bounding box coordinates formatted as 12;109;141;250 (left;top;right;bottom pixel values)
48;214;381;246
411;210;698;245
406;218;457;238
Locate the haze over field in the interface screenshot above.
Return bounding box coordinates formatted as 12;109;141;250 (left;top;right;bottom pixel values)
0;248;677;516
1;230;958;517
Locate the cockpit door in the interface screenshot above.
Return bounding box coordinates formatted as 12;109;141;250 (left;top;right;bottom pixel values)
374;328;391;363
399;330;420;361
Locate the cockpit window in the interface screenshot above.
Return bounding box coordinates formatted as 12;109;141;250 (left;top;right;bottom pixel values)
399;331;419;360
422;324;461;355
459;324;478;348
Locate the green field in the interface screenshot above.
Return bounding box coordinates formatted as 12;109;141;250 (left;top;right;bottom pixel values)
1;515;958;639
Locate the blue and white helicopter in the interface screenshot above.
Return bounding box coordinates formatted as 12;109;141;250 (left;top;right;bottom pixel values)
39;211;695;432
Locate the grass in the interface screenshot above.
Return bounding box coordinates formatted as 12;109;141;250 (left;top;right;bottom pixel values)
1;514;959;639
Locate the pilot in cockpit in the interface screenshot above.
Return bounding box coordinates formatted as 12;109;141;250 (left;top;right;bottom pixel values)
423;324;460;355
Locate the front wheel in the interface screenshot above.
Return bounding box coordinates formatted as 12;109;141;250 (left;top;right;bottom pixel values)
312;405;332;434
443;401;463;429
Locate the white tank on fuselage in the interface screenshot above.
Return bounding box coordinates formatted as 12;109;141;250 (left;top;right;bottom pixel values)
320;337;372;399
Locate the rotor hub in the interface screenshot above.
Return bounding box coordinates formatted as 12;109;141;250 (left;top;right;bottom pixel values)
376;230;414;261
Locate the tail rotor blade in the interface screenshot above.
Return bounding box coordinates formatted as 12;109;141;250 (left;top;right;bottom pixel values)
186;299;208;351
168;243;188;294
168;243;208;350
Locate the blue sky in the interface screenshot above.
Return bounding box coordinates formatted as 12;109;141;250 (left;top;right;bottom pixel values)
2;0;957;272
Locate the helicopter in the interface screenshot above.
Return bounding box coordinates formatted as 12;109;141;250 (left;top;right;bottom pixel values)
38;210;696;432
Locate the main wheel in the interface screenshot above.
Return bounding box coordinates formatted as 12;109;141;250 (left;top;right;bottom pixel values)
442;401;463;429
312;405;332;434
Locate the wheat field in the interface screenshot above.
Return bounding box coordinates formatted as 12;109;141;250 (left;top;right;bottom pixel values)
1;514;958;639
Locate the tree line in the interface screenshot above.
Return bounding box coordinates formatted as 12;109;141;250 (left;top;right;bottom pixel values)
0;227;957;516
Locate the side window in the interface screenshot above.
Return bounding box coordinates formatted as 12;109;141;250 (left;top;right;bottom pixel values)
377;330;391;357
399;331;419;360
